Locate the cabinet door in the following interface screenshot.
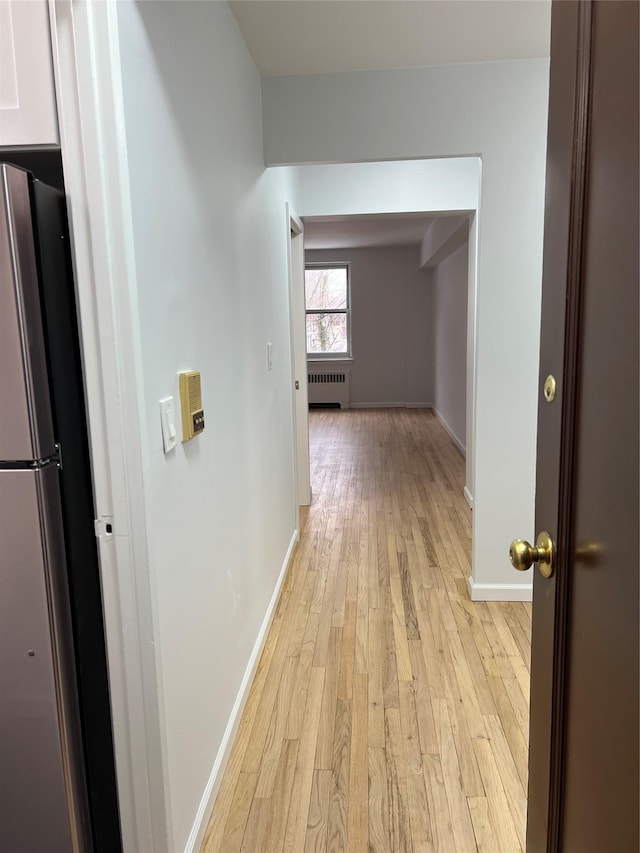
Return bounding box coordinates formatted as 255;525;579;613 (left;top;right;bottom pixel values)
0;1;59;147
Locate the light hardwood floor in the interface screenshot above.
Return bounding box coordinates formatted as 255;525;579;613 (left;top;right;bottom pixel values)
202;409;531;852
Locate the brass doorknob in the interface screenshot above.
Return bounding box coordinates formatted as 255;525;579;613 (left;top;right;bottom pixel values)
509;531;555;578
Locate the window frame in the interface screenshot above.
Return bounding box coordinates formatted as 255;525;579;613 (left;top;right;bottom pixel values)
304;262;352;360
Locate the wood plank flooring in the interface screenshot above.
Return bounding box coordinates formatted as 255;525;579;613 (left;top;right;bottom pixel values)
202;409;532;852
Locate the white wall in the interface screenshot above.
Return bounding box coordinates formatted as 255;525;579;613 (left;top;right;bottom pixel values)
297;158;479;216
266;60;549;600
432;243;468;452
406;249;434;407
115;3;298;849
306;245;432;406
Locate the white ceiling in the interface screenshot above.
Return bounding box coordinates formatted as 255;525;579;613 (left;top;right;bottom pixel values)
229;0;551;78
303;213;465;250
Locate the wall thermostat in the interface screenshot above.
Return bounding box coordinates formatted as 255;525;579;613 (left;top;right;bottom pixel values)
179;370;205;441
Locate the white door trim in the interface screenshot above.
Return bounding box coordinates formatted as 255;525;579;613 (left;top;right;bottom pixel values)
49;3;169;850
286;204;311;515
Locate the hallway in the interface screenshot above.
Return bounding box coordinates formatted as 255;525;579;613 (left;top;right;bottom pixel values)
203;409;531;852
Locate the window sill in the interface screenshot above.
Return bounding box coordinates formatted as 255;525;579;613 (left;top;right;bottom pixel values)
307;357;354;363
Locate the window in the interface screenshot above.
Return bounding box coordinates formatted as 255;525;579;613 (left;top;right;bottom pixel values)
305;264;351;358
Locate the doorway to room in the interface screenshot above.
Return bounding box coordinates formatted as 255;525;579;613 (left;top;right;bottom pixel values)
286;156;482;552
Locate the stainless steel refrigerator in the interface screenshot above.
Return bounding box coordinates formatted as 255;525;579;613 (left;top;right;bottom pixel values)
0;163;121;852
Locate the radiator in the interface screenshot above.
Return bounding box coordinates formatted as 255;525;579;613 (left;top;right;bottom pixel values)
307;371;350;409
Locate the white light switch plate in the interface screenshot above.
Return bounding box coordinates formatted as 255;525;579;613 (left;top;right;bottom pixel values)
267;342;273;372
159;397;178;453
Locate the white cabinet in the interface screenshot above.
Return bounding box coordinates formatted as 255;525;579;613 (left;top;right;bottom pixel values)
0;1;59;147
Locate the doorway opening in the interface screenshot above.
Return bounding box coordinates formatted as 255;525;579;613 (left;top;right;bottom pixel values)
285;157;481;551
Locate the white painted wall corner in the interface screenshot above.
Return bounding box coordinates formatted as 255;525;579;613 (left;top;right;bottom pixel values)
432;406;466;456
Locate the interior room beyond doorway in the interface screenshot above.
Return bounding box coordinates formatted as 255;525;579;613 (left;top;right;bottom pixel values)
304;212;470;458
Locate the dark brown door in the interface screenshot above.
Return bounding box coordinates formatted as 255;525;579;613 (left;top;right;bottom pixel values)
526;2;639;851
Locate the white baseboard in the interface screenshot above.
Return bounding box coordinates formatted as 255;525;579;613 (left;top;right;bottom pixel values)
349;402;433;409
467;576;533;602
464;486;474;509
184;529;299;853
432;407;466;456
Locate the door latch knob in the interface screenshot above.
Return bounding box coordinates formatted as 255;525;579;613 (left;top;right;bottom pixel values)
509;531;555;578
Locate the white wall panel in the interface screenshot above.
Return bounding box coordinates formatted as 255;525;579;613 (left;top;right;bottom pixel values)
115;3;299;847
